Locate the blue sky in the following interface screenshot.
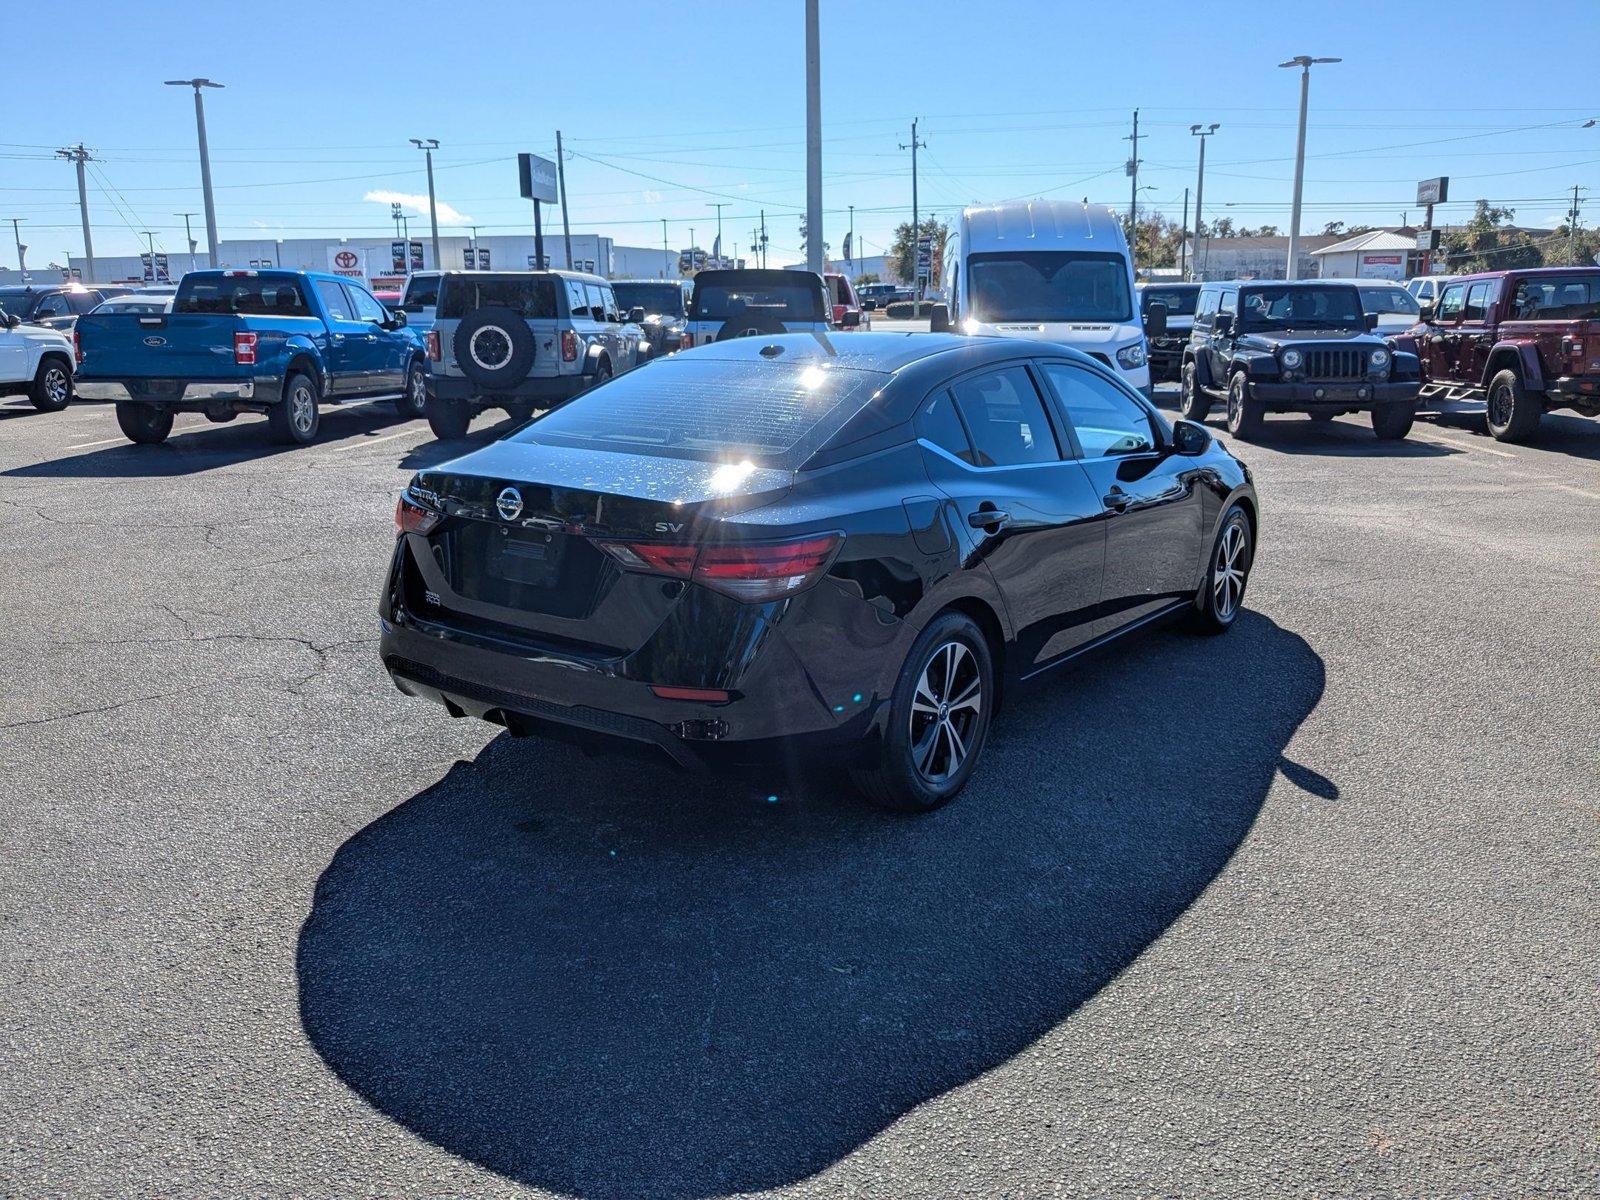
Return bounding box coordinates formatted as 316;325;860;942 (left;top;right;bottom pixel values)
5;0;1598;269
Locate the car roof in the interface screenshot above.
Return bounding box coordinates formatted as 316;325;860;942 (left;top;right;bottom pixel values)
961;199;1127;253
682;330;1111;377
437;268;608;283
1202;278;1358;289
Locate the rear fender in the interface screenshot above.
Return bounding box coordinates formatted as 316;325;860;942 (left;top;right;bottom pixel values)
282;339;325;398
581;342;608;377
1483;340;1544;391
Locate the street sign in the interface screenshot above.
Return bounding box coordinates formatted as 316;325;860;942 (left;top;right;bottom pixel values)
463;247;476;269
914;234;933;284
140;252;153;282
518;152;558;204
390;240;406;271
477;248;490;270
409;241;424;272
154;253;170;283
1415;228;1440;251
1416;177;1449;206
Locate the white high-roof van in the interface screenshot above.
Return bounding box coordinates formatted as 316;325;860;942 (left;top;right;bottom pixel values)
934;200;1151;397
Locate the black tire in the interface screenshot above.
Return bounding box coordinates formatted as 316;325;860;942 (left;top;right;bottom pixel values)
1309;411;1336;422
114;402;174;445
714;311;789;342
1485;368;1541;443
425;395;473;440
267;370;321;445
452;306;535;390
585;357;613;392
849;611;995;814
394;359;427;419
504;401;536;423
1225;371;1264;440
29;356;73;412
1179;359;1209;422
1370;401;1415;441
1190;504;1253;635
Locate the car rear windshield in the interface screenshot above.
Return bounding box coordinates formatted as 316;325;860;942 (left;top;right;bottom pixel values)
511;357;886;468
401;274;440;310
437;275;559;320
968;251;1132;322
1359;286;1420;316
174;276;311;316
1239;286;1364;330
690;277;825;323
613;283;686;317
1510;275;1600;320
0;290;31;317
1141;287;1199;316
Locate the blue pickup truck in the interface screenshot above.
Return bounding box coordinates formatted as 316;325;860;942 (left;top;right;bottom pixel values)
73;269;427;446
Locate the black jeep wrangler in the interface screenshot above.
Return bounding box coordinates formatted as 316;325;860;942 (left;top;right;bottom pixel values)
1179;280;1422;440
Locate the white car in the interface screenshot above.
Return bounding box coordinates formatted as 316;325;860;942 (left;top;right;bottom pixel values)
1359;282;1424;336
1405;275;1458;309
91;293;175;316
0;307;75;411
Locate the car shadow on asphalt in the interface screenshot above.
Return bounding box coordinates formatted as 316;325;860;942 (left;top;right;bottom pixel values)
1206;416;1462;458
296;611;1327;1200
1428;411;1600;462
0;400;419;479
398;415;529;471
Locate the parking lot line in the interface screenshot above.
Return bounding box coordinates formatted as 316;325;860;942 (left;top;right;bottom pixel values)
66;434;133;450
325;428;428;452
1418;430;1516;458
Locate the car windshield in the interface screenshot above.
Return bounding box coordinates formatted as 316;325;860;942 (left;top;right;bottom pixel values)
968;251;1132;322
513;357;885;468
401;275;440;310
1359;287;1420;316
1238;286;1364;330
613;283;686;317
1510;275;1600;320
1141;287;1199;316
690;279;825;323
174;275;311;316
0;290;34;317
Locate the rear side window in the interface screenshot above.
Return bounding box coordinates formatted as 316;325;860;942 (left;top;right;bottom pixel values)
512;358;887;468
1511;276;1600;320
917;391;975;464
175;276;309;316
947;367;1059;467
437;275;558;320
1040;363;1157;458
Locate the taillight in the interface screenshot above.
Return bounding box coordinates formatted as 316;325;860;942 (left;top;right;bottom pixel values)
394;492;441;536
73;327;84;365
832;304;846;325
561;329;579;362
598;533;843;603
425;329;441;361
679;332;693;350
234;331;258;366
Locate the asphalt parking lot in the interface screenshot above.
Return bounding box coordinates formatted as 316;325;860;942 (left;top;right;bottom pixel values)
2;373;1596;1197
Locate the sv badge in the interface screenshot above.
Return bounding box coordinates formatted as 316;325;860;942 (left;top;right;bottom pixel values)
654;521;684;534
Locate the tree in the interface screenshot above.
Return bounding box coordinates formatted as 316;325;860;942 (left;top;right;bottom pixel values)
888;217;949;286
854;271;880;286
1320;220;1374;238
1125;211;1187;269
1439;200;1545;273
798;216;829;260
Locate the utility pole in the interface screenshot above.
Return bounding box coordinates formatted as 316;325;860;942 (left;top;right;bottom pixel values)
900;118;927;296
1568;184;1584;266
759;210;769;267
804;0;824;274
9;219;26;280
1190;124;1219;280
848;204;855;273
410;138;441;268
165;78;224;268
1280;55;1340;280
56;145;95;282
1125;109;1141;268
1180;187;1190;278
175;212;198;274
707;202;727;266
662;218;670;279
556;131;574;271
392;202;404;241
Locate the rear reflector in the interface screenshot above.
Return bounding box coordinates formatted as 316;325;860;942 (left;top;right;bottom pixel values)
234;331;258;366
395;493;441;536
649;685;731;703
598;533;843;603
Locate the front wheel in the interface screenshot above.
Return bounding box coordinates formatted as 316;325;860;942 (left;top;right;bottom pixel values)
1225;372;1264;440
29;357;73;412
1370;402;1415;441
849;611;994;814
425;394;473;440
1485;368;1541;443
394;360;427;419
267;371;321;445
1191;504;1253;635
115;402;174;445
1179;360;1209;422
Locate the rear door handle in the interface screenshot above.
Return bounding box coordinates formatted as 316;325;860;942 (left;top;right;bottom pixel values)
1103;488;1130;513
967;507;1010;529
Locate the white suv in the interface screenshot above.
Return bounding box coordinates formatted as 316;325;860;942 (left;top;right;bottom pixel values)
0;309;74;411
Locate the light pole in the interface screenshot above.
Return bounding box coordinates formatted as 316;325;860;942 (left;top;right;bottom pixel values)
9;218;26;280
707;202;727;266
140;230;157;282
175;212;198;274
1190;124;1219;280
165;78;223;268
1280;55;1340;280
804;0;823;274
848;204;855;274
410;138;441;269
56;145;95;282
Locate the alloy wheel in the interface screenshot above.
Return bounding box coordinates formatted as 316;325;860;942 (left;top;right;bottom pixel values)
1488;383;1512;428
909;640;983;785
469;326;512;370
1213;522;1248;620
45;367;69;405
291;385;316;434
410;370;426;407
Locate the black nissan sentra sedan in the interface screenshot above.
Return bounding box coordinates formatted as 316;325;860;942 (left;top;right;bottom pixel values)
380;332;1257;811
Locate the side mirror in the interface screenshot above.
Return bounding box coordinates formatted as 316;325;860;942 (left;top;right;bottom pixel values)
1418;303;1435;323
1213;312;1233;336
1364;312;1380;332
862;298;877;311
628;306;646;324
2;313;19;329
389;309;408;328
841;310;862;328
1144;300;1168;339
1171;419;1211;456
929;302;951;333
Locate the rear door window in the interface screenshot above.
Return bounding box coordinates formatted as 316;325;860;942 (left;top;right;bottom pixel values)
916;390;975;464
1463;281;1495;322
947;366;1060;467
437;275;558;320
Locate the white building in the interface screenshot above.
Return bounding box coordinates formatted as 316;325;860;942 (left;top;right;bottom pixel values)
1310;230;1420;280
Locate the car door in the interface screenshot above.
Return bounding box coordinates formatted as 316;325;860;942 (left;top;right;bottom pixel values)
0;321;26;384
598;284;637;371
1419;281;1468;383
1038;360;1205;635
1456;280;1499;385
1207;287;1239;383
345;281;407;390
916;364;1106;670
312;278;369;394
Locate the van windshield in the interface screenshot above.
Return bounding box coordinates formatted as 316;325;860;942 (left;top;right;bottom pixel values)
968;251;1132;322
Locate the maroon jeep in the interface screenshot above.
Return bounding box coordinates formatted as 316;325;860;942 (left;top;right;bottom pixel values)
1403;267;1600;442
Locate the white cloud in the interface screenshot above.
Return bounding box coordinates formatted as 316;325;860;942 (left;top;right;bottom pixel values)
642;189;663;204
364;189;474;226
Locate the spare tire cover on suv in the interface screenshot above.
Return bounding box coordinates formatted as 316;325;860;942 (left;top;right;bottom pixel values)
715;310;790;342
453;305;536;388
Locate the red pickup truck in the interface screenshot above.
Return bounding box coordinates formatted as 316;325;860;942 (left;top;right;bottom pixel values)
1404;267;1600;442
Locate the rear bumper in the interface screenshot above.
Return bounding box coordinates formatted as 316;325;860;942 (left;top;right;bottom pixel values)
427;372;586;405
1249;378;1418;410
74;378;257;403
